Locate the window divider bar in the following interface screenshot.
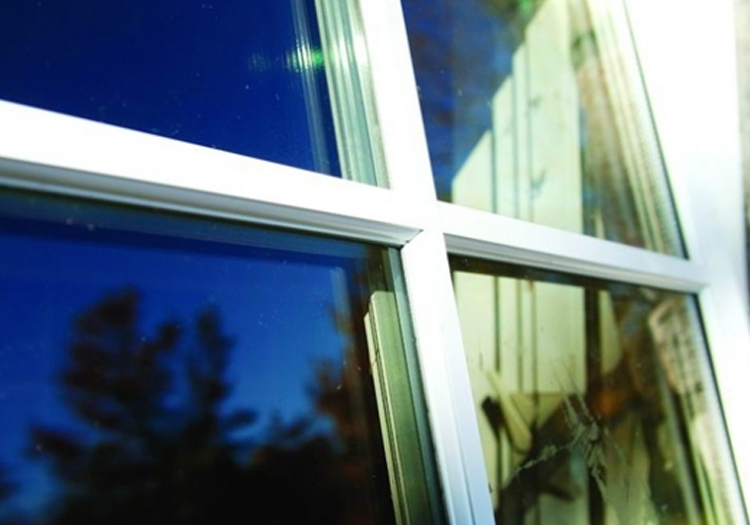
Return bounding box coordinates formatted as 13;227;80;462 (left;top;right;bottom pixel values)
441;201;707;293
0;157;422;248
355;0;437;199
399;229;496;525
356;0;502;522
0;102;427;246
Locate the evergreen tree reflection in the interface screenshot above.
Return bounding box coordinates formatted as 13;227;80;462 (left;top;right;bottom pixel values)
0;464;13;504
24;288;389;525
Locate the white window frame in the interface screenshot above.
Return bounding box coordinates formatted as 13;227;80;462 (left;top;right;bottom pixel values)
0;0;748;523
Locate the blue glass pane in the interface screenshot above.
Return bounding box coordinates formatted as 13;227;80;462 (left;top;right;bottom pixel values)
0;190;397;524
0;0;340;176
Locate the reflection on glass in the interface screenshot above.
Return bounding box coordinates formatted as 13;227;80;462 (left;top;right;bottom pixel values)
0;0;340;176
403;0;684;256
0;189;423;524
451;257;735;524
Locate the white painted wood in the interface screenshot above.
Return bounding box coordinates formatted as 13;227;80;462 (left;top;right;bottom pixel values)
0;101;424;246
359;0;498;521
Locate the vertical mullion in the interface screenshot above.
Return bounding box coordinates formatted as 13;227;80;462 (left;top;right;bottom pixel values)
356;0;495;523
400;230;495;525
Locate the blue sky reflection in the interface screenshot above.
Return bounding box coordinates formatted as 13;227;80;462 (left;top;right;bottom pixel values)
0;191;392;523
0;0;339;175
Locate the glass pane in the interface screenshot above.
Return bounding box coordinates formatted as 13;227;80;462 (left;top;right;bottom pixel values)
0;0;343;176
0;188;438;524
451;257;736;524
403;0;685;256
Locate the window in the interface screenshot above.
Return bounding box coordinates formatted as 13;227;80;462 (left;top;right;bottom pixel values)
0;188;435;524
452;258;734;523
401;0;683;255
0;0;342;175
0;0;748;524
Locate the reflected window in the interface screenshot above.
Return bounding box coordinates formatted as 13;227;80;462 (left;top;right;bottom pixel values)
0;189;437;524
451;257;734;524
403;0;684;256
0;0;340;176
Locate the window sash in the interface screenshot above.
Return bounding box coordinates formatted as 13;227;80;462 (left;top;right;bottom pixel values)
360;0;750;523
0;0;748;523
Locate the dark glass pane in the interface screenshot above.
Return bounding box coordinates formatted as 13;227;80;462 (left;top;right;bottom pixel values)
0;189;407;524
451;256;735;524
403;0;685;256
0;0;340;176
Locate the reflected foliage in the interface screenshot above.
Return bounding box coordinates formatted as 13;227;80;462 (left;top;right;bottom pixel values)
452;257;713;524
0;465;13;504
486;289;703;525
15;289;387;525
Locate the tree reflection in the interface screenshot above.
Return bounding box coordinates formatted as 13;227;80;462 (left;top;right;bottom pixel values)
485;290;702;525
19;288;389;525
0;464;13;504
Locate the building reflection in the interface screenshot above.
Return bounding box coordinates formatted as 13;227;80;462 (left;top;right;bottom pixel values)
404;0;684;256
452;258;732;525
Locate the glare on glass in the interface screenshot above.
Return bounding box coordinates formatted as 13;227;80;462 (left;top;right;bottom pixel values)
451;257;734;525
0;189;431;524
403;0;684;256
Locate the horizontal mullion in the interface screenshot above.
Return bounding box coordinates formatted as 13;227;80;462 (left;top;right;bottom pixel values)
440;202;706;293
0;101;425;245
